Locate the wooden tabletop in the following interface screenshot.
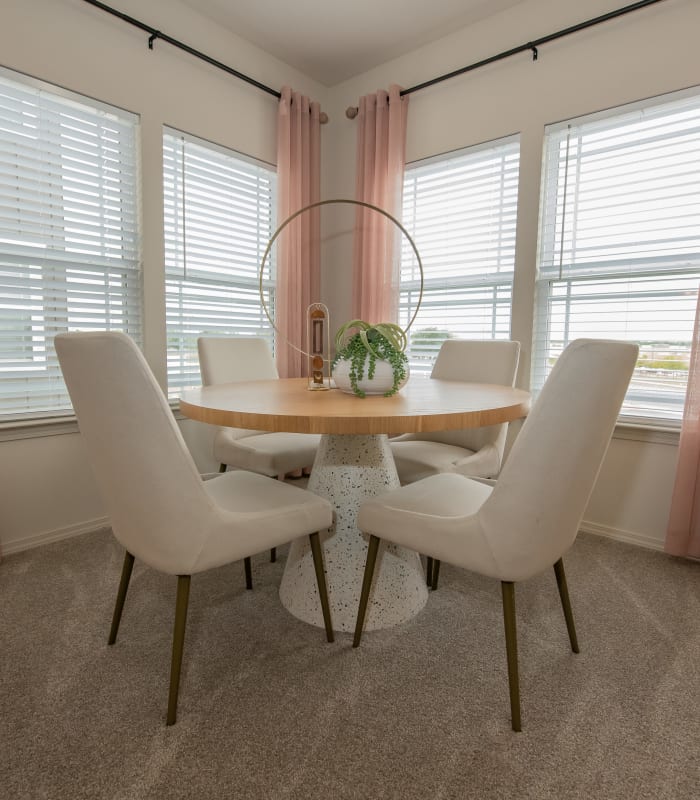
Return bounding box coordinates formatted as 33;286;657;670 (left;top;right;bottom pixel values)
180;377;530;435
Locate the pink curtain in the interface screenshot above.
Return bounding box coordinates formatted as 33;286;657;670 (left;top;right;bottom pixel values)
275;86;321;378
666;289;700;558
352;85;409;324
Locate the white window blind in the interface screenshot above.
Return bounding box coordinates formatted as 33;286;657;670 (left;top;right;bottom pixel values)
400;136;520;373
0;68;140;420
163;129;276;399
534;87;700;422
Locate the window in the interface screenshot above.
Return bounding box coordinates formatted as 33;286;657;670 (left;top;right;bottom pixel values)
163;129;276;399
0;68;140;420
534;88;700;423
399;136;520;372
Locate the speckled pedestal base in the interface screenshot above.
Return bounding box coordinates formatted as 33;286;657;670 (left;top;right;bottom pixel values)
279;434;429;632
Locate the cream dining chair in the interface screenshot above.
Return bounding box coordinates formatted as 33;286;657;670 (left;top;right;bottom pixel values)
353;339;638;731
55;331;334;726
197;336;321;577
390;339;521;482
390;339;520;589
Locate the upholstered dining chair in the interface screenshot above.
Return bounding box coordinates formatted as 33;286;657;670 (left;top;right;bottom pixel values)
197;336;321;576
55;331;333;726
353;339;638;731
390;339;521;483
390;339;520;589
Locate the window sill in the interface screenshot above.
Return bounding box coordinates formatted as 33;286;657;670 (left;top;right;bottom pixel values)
0;406;188;442
0;412;682;445
0;414;80;441
613;421;680;446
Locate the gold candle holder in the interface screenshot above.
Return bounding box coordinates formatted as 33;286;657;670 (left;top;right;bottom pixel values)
307;303;331;390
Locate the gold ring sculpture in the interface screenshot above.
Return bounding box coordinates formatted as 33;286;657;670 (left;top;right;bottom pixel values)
258;198;424;362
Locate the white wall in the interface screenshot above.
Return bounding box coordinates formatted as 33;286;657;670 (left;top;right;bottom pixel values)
1;0;696;554
0;0;329;554
319;0;698;549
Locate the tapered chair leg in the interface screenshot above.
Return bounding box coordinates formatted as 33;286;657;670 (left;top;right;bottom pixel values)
425;556;433;587
244;556;253;590
501;581;522;732
166;575;191;726
308;532;334;643
270;475;287;562
553;558;580;653
353;535;381;648
108;550;135;645
431;560;441;591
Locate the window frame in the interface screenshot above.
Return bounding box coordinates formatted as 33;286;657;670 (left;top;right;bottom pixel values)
162;127;277;400
399;134;520;374
0;66;141;423
533;86;700;426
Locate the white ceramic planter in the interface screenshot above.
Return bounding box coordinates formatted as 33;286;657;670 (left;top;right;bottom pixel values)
332;356;408;396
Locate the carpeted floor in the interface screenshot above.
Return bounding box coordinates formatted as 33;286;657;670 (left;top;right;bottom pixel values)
1;530;698;799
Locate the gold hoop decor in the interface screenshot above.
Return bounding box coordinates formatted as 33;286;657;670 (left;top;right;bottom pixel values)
258;198;424;361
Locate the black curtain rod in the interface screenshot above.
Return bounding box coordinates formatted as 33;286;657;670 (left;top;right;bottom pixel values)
81;0;281;99
346;0;669;116
402;0;668;96
81;0;668;117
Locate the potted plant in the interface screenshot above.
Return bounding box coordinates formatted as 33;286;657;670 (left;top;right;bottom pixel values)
332;320;409;397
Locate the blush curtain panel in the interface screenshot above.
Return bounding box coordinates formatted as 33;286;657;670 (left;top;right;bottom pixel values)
352;85;409;324
666;289;700;558
275;86;321;378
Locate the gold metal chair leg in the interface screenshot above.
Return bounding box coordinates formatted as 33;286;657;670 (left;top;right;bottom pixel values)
166;575;191;726
244;556;253;590
270;475;285;561
554;558;580;653
108;550;135;645
431;559;441;591
501;581;522;732
308;532;334;643
425;556;433;586
353;535;381;648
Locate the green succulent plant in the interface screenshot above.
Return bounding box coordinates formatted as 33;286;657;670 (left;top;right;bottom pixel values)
332;320;409;398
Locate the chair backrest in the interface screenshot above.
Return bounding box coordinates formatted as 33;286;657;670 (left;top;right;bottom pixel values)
197;337;278;386
55;331;215;574
480;339;639;581
411;339;521;454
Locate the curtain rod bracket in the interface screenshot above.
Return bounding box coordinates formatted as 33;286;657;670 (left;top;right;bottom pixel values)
148;31;160;50
529;43;539;61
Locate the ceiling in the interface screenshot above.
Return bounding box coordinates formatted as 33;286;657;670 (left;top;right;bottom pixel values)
177;0;528;86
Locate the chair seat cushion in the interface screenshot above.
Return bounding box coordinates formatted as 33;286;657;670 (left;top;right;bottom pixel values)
213;429;321;476
390;440;499;483
358;473;500;580
196;470;333;573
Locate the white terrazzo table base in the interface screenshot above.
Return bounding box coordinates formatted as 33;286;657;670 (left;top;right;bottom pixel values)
279;434;429;633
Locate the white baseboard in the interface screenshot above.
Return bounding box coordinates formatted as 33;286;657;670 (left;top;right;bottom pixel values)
579;520;665;552
2;516;110;556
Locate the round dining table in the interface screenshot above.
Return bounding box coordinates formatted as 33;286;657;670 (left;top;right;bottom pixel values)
180;377;530;633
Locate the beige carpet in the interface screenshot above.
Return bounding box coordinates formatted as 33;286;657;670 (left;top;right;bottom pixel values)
1;530;699;799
